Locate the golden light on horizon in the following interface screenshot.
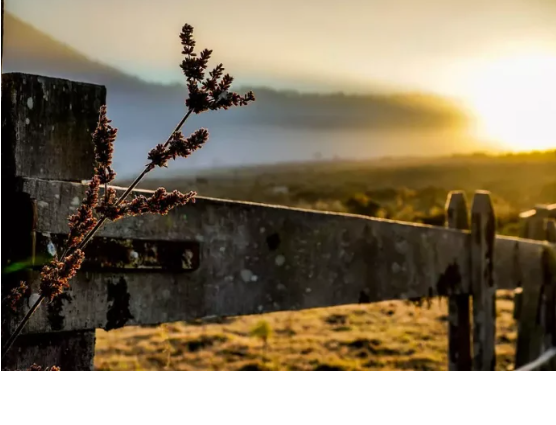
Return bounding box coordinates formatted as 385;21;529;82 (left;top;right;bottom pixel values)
466;54;556;152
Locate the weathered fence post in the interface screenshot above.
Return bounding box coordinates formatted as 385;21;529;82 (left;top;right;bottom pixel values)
1;72;106;370
525;205;552;240
445;191;471;371
515;205;556;370
470;191;496;371
538;240;556;370
512;210;536;323
545;219;556;342
547;220;556;244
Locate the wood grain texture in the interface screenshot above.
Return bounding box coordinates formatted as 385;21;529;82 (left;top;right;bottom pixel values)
6;179;552;335
1;73;105;182
547;220;556;243
2;331;95;371
445;191;471;371
1;72;102;371
515;211;556;369
470;191;496;371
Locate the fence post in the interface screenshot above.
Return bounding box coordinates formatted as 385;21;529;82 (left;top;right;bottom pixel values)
1;73;105;371
539;238;556;370
512;210;536;322
515;205;556;370
445;191;471;371
546;219;556;244
470;191;496;371
526;205;551;240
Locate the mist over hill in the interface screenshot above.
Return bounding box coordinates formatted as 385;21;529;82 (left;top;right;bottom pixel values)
2;12;479;176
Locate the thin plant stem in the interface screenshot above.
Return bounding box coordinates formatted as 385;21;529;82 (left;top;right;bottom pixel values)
1;109;193;358
1;297;44;358
67;108;193;257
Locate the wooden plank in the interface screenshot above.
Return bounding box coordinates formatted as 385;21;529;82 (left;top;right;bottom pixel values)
494;236;550;291
10;182;467;334
539;246;556;370
470;191;496;371
513;215;531;321
22;178;549;290
1;193;97;370
18;258;458;335
538;217;556;369
445;191;471;371
1;73;106;182
8;179;550;335
546;220;556;243
527;206;551;240
543;204;556;219
515;207;553;368
1;72;103;370
544;220;556;367
2;331;96;371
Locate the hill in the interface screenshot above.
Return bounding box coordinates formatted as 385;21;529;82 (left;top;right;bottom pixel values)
2;12;475;175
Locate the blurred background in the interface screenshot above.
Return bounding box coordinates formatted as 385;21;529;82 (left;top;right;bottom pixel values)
3;0;555;177
2;0;555;371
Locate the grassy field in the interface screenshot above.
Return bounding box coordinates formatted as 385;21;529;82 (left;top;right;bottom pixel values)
96;150;556;370
95;293;518;371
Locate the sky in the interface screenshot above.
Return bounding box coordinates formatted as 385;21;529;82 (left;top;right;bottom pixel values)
5;0;556;98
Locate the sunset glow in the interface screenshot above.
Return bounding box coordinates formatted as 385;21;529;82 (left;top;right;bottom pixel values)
466;54;556;152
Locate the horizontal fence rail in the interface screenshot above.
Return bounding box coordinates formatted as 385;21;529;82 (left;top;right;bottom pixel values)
6;178;554;337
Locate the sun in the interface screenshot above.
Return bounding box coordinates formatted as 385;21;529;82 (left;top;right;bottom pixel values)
465;54;556;152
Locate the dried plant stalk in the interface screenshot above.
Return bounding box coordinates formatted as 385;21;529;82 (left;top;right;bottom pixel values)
1;22;255;360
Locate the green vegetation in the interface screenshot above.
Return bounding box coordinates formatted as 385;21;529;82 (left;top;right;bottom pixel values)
96;151;556;370
250;320;273;348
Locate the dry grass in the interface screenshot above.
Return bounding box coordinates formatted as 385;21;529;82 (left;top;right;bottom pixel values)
95;291;517;371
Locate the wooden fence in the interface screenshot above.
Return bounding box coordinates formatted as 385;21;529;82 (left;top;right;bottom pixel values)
2;73;555;371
